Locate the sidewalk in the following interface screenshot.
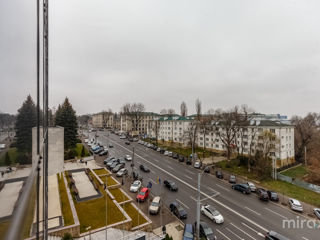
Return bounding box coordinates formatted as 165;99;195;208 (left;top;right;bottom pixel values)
153;220;184;239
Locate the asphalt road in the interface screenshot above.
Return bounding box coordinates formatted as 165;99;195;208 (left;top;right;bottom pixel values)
89;130;319;240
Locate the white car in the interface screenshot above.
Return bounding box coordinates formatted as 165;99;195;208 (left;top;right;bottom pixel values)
164;151;169;156
289;198;303;212
125;155;132;161
201;204;224;224
149;196;161;214
168;151;173;157
130;180;142;192
247;182;256;192
120;135;126;139
84;139;89;143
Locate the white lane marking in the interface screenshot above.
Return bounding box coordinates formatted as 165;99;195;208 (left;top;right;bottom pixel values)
154;159;159;163
302;237;309;240
149;178;157;185
167;166;173;170
208;187;218;193
185;169;195;175
107;137;269;233
241;222;264;237
230;223;257;240
185;175;193;180
190;196;197;201
151;170;155;174
216;229;231;240
226;227;244;240
264;207;288;220
176;199;190;209
215;183;230;192
245;206;261;216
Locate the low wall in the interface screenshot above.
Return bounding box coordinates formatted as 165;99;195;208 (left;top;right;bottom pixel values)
277;173;320;193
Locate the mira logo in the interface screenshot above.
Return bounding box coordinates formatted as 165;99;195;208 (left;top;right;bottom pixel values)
282;216;320;229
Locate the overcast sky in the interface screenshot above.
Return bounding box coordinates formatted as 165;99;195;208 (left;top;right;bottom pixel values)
1;0;320;117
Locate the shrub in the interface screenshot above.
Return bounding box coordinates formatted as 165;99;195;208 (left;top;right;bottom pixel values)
62;232;73;240
76;138;82;144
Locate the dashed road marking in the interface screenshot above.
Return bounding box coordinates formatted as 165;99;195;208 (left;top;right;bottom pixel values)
216;229;231;240
185;175;193;180
230;222;257;240
245;206;261;216
216;183;230;192
265;207;288;219
176;199;190;209
226;227;244;240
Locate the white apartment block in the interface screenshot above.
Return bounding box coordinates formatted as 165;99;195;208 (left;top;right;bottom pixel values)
92;112;114;128
148;115;295;167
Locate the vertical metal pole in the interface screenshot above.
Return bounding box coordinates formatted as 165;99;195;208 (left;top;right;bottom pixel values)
105;175;108;240
196;173;201;240
305;146;307;166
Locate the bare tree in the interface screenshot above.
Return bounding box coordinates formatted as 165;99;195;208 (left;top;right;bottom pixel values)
160;109;168;115
102;108;113;128
291;113;320;164
180;101;188;117
121;103;145;131
167;109;176;116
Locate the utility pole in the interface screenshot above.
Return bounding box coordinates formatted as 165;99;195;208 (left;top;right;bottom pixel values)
196;173;201;240
305;146;307;166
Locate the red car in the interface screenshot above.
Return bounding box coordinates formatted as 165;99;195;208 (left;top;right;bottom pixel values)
136;187;149;202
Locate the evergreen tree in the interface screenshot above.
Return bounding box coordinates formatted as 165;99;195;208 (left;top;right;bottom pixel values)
4;152;11;166
15;95;37;154
55;98;78;150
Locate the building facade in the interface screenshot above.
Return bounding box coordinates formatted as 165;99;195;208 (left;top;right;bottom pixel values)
92;112;114;128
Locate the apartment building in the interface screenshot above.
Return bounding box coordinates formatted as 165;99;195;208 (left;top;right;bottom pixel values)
120;112;160;134
92;112;114;128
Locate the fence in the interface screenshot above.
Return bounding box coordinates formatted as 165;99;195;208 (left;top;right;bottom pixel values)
277;173;320;194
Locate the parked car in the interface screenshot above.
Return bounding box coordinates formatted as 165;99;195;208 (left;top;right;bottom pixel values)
137;187;150;202
195;221;217;240
116;168;128;177
160;149;165;154
140;164;150;172
110;161;120;170
232;183;251;194
204;166;210;173
104;157;115;165
108;143;113;148
267;190;279;201
229;175;236;183
133;138;138;142
289;198;303;212
124;155;132;161
168;151;173;157
125;141;130;145
186;158;192;165
265;231;290;240
194;161;202;169
170;201;187;219
164;151;169;156
149;196;161;215
164;180;178;191
132;170;142;181
179;155;185;162
215;171;223;179
118;158;126;164
172;153;178;159
112;163;125;173
130;180;141;192
182;224;194;240
106;159;118;168
99;150;108;156
257;188;269;201
94;148;104;154
120;135;126;139
201;204;224;224
313;208;320;219
128;138;133;142
247;182;256;192
157;147;161;152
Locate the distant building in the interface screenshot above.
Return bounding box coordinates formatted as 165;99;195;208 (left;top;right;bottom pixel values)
92;112;114;129
120;112;160;135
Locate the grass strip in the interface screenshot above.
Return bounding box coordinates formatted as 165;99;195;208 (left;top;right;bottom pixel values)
57;173;74;226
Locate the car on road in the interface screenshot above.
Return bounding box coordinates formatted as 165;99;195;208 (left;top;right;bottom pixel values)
215;171;223;179
125;141;130;145
186;158;192;165
164;151;169;156
116;168;128;177
104;157;115;165
136;187;150;202
267;190;279;202
195;221;217;240
164;180;178;191
232;183;251;194
108;144;113;148
247;182;256;192
84;139;89;143
112;163;125;173
106;159;118;168
156;147;161;152
120;135;126;139
170;201;187;219
172;153;178;159
257;188;269;201
124;155;132;161
160;149;165;154
194;161;202;169
133;137;138;142
313;208;320;219
168;151;173;157
99;150;108;156
179;155;185;162
139;164;150;172
289;198;303;212
182;224;194;240
93;147;103;154
128;138;133;142
110;161;120;170
229;175;236;183
130;180;142;192
204;166;210;173
265;231;289;240
132;171;142;181
149;196;161;215
201;204;224;224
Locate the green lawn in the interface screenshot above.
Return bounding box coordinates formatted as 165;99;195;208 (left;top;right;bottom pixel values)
75;143;90;158
99;175;118;186
123;203;147;227
216;159;260;180
109;188;129;203
57;173;74;226
0;148;18;166
93;168;108;176
281;165;308;179
66;171;125;233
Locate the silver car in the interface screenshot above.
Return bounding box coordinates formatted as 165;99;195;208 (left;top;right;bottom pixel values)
289;198;303;212
149;196;161;214
247;182;256;192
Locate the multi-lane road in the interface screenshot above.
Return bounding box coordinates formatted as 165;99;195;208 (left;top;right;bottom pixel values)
90;130;318;240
